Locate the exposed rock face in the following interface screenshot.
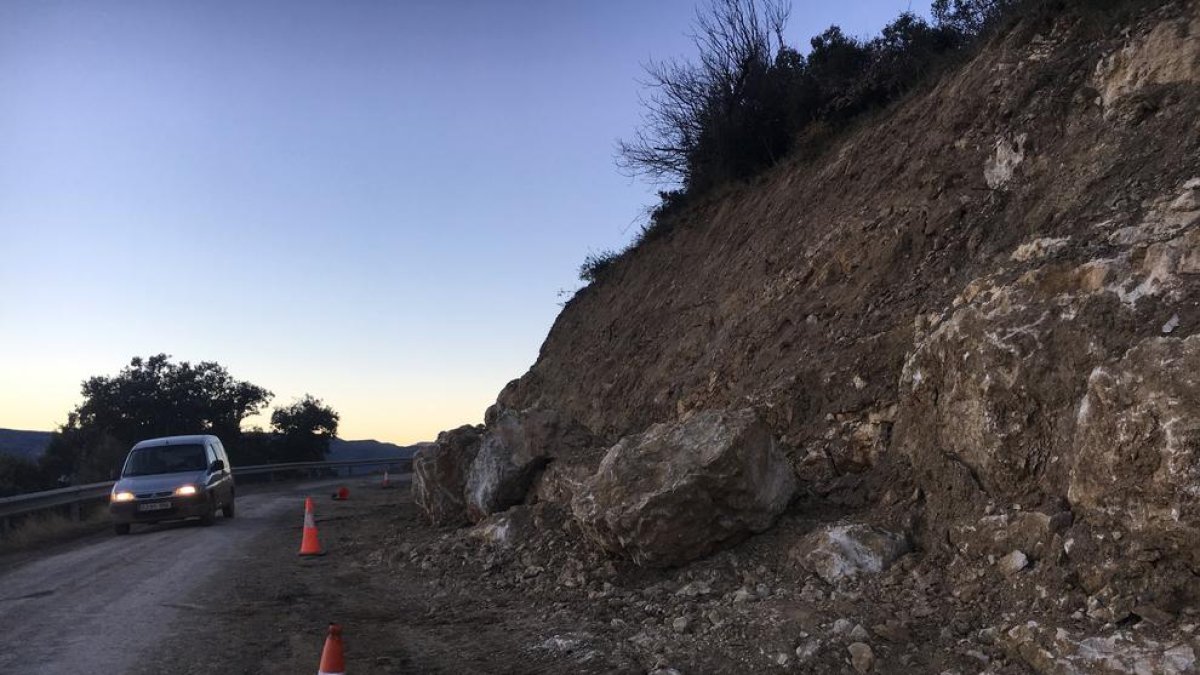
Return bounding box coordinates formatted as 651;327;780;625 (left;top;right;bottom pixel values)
412;425;483;526
1069;335;1200;536
1094;9;1200;111
896;176;1200;529
570;409;797;567
464;407;596;522
792;523;910;585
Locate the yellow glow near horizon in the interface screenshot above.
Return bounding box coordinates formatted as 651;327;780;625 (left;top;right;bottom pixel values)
0;367;498;446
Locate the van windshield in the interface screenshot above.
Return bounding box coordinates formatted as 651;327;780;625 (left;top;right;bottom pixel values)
123;444;208;477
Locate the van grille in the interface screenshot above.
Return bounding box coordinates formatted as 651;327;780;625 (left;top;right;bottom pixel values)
135;491;173;499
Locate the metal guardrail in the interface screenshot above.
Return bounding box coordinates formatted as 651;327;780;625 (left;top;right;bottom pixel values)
232;457;412;478
0;481;116;524
0;457;412;534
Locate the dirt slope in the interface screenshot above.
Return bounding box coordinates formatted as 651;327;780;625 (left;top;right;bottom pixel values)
408;2;1200;672
505;2;1197;461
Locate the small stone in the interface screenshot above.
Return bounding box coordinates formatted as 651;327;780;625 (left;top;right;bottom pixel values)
675;580;712;597
998;550;1029;575
1162;314;1180;334
849;624;870;641
795;638;822;661
831;618;854;635
848;642;875;673
732;588;754;604
966;649;990;664
1132;604;1175;626
1088;603;1114;623
672;616;690;634
1171;191;1200;212
1164;644;1196;672
774;652;790;666
799;584;826;602
873;622;911;643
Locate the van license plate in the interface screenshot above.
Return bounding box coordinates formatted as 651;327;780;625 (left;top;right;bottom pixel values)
138;502;171;512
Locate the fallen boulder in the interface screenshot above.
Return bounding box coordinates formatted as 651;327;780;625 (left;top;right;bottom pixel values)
793;523;910;585
571;409;797;567
465;407;596;522
412;425;484;526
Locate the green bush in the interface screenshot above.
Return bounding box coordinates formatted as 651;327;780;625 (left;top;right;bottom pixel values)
39;356;340;485
580;0;1157;284
579;250;621;284
615;0;1121;235
0;454;48;497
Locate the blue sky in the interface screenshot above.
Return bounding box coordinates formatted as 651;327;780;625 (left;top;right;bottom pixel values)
0;0;928;443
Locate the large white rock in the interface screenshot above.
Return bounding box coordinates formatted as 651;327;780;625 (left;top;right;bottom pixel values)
793;523;910;585
464;407;595;522
571;409;797;567
412;425;483;527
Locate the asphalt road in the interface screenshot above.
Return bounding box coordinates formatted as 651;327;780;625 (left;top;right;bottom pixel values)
0;479;347;674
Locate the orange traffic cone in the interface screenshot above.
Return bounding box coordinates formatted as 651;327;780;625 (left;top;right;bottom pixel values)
317;623;345;675
331;486;349;501
299;497;324;556
381;470;392;489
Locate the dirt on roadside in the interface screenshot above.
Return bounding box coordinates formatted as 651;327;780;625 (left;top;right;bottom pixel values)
135;478;629;675
135;473;1197;675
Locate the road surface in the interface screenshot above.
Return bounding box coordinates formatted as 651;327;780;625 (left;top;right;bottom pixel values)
0;479;344;674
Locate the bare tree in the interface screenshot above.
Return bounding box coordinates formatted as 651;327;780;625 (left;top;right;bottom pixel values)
617;0;791;187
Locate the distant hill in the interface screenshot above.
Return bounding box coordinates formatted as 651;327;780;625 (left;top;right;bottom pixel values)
0;428;53;460
327;437;427;461
0;428;426;463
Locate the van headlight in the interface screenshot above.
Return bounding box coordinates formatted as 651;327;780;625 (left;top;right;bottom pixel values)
112;491;135;502
174;485;198;496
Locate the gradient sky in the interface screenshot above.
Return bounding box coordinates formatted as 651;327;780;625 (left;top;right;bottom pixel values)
0;0;926;444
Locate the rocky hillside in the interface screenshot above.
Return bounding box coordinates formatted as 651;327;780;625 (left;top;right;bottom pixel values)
410;3;1200;673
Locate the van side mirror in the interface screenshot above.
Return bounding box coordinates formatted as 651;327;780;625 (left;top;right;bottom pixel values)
209;459;226;473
